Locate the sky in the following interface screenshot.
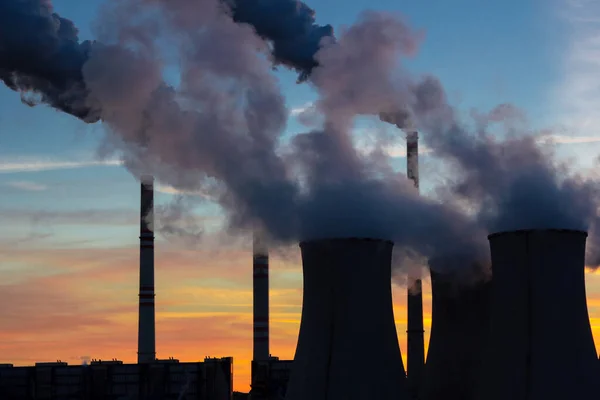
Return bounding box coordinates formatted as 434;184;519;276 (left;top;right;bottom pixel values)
2;0;600;393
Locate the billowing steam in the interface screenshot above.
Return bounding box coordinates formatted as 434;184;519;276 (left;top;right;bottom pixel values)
2;0;600;270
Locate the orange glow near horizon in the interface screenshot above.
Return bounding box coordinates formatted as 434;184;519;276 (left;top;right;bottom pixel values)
1;243;600;393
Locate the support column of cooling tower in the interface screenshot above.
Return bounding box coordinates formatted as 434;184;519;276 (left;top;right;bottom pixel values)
138;175;156;364
406;130;425;397
477;229;600;400
286;238;410;400
253;233;270;361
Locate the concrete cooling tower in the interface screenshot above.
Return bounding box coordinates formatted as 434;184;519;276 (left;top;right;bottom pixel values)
285;238;410;400
421;266;491;400
477;229;600;400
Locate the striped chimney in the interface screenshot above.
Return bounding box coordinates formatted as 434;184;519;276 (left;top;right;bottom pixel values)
253;232;270;361
137;175;156;363
406;130;425;395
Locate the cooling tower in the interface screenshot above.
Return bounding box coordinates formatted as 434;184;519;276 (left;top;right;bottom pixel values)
285;238;409;400
477;229;600;400
421;265;491;400
406;130;425;396
252;232;270;361
137;175;156;363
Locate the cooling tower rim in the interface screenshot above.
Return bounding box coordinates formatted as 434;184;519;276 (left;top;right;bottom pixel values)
299;237;394;248
487;228;588;240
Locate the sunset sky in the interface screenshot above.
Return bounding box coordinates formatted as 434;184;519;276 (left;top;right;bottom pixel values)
2;0;600;393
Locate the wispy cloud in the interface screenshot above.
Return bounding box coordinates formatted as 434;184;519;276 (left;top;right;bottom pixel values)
554;1;600;137
6;180;48;191
0;208;138;226
155;183;212;198
0;156;123;174
289;102;315;116
536;134;600;144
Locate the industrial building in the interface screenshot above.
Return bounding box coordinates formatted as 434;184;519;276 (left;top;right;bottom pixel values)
421;266;491;400
477;229;600;399
0;357;233;400
250;358;292;400
285;238;409;400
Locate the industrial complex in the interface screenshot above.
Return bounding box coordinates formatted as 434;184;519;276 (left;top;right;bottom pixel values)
2;131;600;400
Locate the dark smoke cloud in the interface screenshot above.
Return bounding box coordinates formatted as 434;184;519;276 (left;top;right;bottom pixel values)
227;0;335;81
0;0;100;122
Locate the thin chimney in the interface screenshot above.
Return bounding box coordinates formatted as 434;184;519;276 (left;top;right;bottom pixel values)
138;175;156;363
252;232;270;361
406;130;425;394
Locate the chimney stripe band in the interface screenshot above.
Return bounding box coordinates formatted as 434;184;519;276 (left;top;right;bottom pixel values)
254;337;268;342
254;327;269;332
254;322;268;328
140;286;155;291
139;294;156;299
253;267;268;273
254;317;269;322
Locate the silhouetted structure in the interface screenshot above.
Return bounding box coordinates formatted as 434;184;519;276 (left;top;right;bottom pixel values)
0;357;233;400
477;229;600;400
252;233;270;364
286;238;409;400
138;175;156;363
251;357;292;400
422;266;491;400
405;130;425;399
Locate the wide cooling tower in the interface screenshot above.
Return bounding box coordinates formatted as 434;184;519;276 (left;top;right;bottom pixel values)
422;265;491;400
477;229;600;400
285;238;409;400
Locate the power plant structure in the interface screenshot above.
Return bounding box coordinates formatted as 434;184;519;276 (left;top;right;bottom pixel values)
405;129;425;398
252;232;270;363
421;264;491;400
285;238;409;400
2;173;600;400
138;175;156;364
477;229;600;400
0;357;233;400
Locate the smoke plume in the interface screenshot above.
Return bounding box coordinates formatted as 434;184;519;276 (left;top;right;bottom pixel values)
0;0;100;122
227;0;335;81
4;0;600;272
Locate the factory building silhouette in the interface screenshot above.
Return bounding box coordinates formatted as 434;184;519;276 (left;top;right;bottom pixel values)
2;135;600;400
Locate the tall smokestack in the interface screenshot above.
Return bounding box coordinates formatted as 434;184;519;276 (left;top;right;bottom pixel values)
286;238;410;400
406;130;425;396
252;232;269;362
477;229;600;399
137;175;156;364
